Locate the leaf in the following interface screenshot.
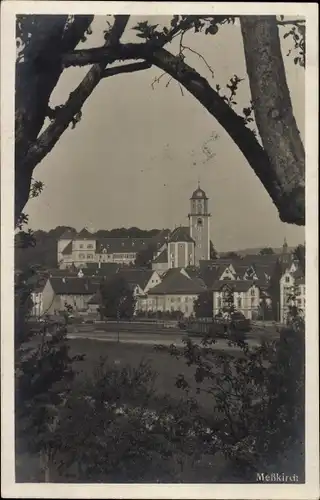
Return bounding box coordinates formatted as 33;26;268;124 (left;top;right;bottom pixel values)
136;33;148;39
170;15;179;28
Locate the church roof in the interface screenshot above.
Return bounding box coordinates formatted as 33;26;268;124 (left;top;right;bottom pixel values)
168;226;194;243
152;248;168;264
150;229;171;249
190;186;208;200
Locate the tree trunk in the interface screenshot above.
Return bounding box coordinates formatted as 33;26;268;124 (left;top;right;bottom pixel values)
15;15;93;225
240;16;305;225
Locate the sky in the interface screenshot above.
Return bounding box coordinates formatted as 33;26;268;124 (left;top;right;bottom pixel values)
24;15;305;252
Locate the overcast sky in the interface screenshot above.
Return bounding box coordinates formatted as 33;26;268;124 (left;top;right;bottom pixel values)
24;16;305;251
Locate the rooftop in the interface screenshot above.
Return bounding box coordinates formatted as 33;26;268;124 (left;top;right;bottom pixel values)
190;184;208;200
49;277;99;295
96;237;151;254
149;268;206;295
118;268;156;290
168;226;194;243
152;248;168;264
211;280;258;292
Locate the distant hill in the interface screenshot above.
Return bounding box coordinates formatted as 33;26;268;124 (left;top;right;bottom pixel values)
226;246;296;256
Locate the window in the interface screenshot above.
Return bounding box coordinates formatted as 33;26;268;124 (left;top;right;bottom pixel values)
197;218;203;227
87;254;93;259
87;244;93;249
237;297;242;308
79;244;84;249
79;253;86;259
285;276;290;283
250;288;255;296
218;298;222;308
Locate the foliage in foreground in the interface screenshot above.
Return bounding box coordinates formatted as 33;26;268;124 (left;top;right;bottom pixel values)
162;313;305;481
15;249;305;483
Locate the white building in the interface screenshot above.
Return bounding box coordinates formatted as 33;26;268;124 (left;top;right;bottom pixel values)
58;185;213;271
280;268;305;323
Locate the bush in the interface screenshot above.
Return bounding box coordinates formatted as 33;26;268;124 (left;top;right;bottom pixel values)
164;317;305;482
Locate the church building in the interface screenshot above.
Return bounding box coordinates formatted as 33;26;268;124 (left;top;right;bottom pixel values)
57;185;212;272
151;184;211;272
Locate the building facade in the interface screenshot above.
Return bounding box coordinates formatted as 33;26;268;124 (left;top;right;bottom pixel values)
188;185;211;266
280;268;305;323
58;186;212;271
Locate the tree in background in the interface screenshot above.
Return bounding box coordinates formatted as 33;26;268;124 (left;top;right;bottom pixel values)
194;291;213;319
134;243;157;269
14;14;305;226
15;226;163;271
222;251;241;260
293;244;305;274
259;247;275;255
210;241;219;260
99;275;136;320
268;258;284;321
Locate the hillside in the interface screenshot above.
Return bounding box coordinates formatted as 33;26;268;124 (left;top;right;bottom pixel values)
233;246;296;256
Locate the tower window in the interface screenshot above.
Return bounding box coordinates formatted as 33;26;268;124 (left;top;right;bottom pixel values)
197;218;203;227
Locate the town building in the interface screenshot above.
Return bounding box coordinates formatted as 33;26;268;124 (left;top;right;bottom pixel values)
212;280;261;320
139;268;206;317
58;228;152;269
280;267;305;323
41;276;100;315
57;185;212;271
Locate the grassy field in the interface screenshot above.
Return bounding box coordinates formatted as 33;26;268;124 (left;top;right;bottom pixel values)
69;338;211;407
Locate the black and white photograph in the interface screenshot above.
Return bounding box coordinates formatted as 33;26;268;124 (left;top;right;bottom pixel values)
1;2;319;498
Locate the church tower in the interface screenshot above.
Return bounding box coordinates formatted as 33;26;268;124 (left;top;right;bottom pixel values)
188;183;211;266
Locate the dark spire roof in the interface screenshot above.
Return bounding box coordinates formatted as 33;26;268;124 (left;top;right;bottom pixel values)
190;183;208;200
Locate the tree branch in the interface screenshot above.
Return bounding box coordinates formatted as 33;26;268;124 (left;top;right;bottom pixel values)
28;38;305;225
240;16;305;225
15;15;94;223
101;61;151;78
16;16;130;224
145;46;305;225
277;19;305;27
